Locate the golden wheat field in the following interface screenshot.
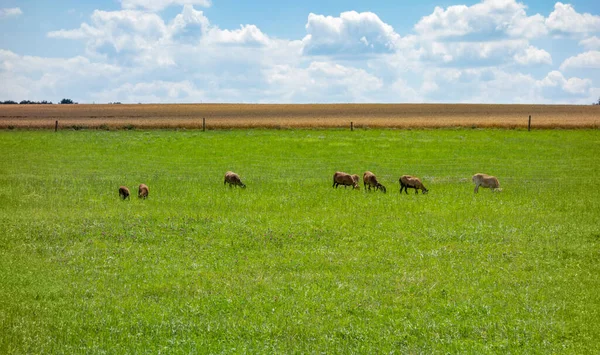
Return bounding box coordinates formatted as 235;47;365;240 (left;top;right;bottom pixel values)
1;103;599;129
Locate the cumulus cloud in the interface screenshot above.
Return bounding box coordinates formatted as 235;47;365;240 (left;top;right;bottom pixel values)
302;11;401;55
48;5;271;66
513;45;552;65
560;51;600;70
169;4;210;41
579;36;600;50
417;67;594;103
204;25;270;46
419;39;534;66
120;0;211;12
0;7;22;18
546;2;600;35
415;0;600;40
414;0;547;39
48;9;168;53
538;70;592;95
265;61;384;102
91;80;206;103
0;49;122;101
11;2;600;104
417;67;541;103
0;50;121;76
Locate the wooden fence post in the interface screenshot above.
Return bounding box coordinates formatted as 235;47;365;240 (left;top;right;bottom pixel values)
55;120;58;132
528;115;531;131
350;121;354;131
202;117;206;132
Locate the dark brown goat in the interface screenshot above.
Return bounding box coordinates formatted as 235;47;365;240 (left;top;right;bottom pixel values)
224;171;246;188
363;171;386;193
118;186;130;200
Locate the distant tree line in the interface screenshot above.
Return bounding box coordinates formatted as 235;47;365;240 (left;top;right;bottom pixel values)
0;98;79;104
594;97;600;105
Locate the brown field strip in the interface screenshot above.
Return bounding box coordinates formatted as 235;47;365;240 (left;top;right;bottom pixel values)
1;104;599;129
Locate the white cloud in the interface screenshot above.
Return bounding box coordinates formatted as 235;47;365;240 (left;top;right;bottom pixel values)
120;0;211;12
513;45;552;65
0;7;22;18
560;51;600;70
538;70;592;95
0;50;121;76
579;36;600;50
302;11;401;55
419;39;532;66
414;0;547;39
204;25;270;46
265;61;384;102
416;67;542;103
48;5;271;67
416;67;594;103
0;49;122;101
48;9;168;55
546;2;600;35
169;4;210;41
91;80;205;103
8;2;598;104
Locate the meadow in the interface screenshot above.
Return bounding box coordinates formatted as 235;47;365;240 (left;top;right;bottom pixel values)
0;128;599;353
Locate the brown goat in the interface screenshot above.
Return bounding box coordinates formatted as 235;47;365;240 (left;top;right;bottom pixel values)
333;171;360;189
399;175;428;194
472;173;501;193
363;171;386;193
224;171;246;188
138;184;149;199
118;186;130;200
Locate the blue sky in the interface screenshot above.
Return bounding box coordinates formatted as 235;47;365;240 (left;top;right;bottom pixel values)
0;0;599;103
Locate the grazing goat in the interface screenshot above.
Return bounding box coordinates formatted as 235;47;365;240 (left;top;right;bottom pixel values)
472;173;501;193
399;175;428;194
224;171;246;188
363;171;386;193
138;184;149;199
333;171;360;189
118;186;130;200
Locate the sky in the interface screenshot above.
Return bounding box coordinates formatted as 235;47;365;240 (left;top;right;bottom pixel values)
0;0;599;104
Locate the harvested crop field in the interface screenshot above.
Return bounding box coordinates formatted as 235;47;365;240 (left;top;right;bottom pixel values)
1;103;599;129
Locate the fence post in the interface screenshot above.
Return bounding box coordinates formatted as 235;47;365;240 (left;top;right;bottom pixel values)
528;115;531;131
55;120;58;132
203;117;206;132
350;121;353;131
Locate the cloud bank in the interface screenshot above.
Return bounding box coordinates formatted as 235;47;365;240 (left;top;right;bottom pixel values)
2;0;599;104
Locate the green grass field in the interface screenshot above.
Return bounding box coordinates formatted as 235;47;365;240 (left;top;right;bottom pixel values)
1;129;599;353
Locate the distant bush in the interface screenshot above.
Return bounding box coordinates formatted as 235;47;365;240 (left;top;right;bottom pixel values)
19;100;53;104
109;102;122;104
594;97;600;105
60;98;77;104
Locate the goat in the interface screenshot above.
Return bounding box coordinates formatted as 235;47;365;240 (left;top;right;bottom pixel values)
399;175;428;194
363;171;386;193
224;171;246;188
118;186;130;200
138;184;149;199
472;173;501;193
333;171;360;189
